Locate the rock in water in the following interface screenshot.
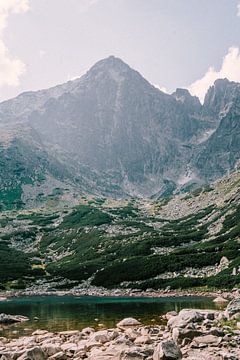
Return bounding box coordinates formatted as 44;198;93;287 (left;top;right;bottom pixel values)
117;317;142;329
213;297;229;304
153;340;182;360
0;313;29;324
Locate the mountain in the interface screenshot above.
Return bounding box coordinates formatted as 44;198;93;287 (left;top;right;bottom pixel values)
0;56;240;207
0;59;240;291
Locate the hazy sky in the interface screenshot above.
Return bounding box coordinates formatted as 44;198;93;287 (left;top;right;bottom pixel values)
1;0;240;102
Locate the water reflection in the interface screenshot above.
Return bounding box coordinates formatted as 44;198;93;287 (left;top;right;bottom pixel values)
0;295;217;338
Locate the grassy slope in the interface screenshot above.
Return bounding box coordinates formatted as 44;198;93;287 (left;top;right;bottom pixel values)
0;171;239;290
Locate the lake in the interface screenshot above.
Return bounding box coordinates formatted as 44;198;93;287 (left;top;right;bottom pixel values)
0;295;218;338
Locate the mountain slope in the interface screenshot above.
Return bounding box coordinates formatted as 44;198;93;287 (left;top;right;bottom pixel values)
0;169;239;291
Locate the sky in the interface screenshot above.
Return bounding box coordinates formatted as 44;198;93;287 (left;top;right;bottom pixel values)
1;0;240;103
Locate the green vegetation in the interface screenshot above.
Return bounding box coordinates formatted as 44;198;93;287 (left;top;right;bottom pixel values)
0;175;240;291
0;242;31;281
59;205;112;228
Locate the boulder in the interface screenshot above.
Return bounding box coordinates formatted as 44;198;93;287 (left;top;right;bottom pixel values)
213;297;229;305
172;327;202;343
90;330;110;344
117;318;141;329
60;343;78;352
153;340;182;360
192;335;222;347
18;347;46;360
134;335;152;345
81;327;95;334
123;347;154;360
167;310;204;329
165;311;178;321
41;345;62;357
225;298;240;318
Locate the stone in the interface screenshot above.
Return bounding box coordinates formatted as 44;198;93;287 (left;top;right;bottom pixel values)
123;347;153;360
209;327;224;337
59;330;80;336
219;257;230;269
172;327;202;343
213;297;229;304
193;334;222;346
18;347;46;360
90;330;110;343
165;311;177;321
0;313;29;324
134;335;152;345
219;352;239;360
88;348;122;360
167;310;204;329
60;342;78;352
230;312;240;320
117;318;141;329
81;327;95;334
41;345;62;357
225;298;240;318
153;340;182;360
32;330;48;336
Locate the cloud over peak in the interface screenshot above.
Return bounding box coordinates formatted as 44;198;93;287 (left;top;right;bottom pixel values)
187;47;240;103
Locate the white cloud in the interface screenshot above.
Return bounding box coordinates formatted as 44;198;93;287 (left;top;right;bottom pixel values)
39;49;46;59
0;0;29;88
187;47;240;103
78;0;101;13
237;1;240;16
153;84;169;94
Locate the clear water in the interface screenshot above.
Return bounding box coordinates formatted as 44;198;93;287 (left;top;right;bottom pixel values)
0;295;217;338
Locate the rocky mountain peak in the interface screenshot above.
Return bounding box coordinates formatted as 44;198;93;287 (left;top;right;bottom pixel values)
89;55;130;71
84;55;135;82
172;88;201;112
203;78;240;117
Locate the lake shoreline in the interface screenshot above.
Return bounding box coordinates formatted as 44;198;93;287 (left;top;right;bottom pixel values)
0;287;238;301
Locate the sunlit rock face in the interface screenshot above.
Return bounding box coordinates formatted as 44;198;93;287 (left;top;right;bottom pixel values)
0;57;239;201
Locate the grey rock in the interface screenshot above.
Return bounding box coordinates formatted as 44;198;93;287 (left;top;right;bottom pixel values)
167;310;204;329
153;340;182;360
117;318;142;329
18;347;46;360
0;313;29;324
172;327;202;343
225;298;240;318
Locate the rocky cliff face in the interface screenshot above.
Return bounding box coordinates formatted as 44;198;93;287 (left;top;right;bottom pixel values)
0;57;239;205
194;79;240;181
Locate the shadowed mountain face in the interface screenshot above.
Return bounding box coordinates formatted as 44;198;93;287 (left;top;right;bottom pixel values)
0;57;239;205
